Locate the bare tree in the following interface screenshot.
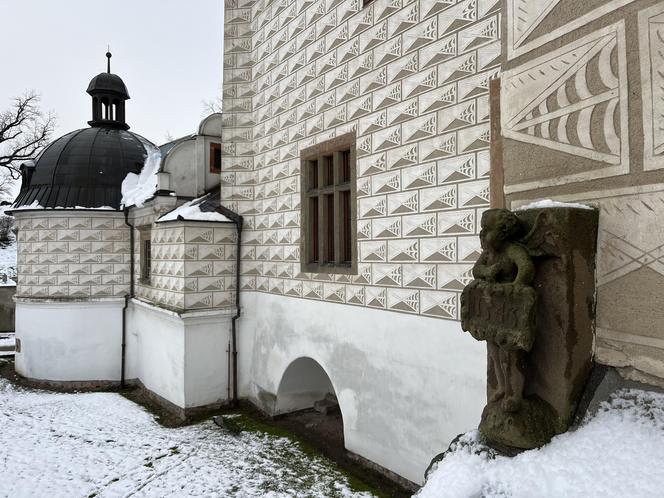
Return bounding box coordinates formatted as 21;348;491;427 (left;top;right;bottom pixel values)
0;174;15;201
202;96;223;116
0;91;55;179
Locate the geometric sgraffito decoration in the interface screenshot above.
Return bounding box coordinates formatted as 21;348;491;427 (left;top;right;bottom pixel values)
506;0;635;59
218;0;506;322
502;21;629;185
639;3;664;170
595;189;664;287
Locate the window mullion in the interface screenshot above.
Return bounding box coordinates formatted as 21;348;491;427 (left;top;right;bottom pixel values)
317;155;325;265
333;152;341;265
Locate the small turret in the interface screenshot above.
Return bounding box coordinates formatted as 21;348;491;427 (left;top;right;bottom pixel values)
86;51;130;130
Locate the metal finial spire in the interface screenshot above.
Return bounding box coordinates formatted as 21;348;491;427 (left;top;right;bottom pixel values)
106;47;112;73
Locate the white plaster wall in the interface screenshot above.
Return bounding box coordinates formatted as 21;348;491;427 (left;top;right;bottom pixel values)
237;292;486;484
183;313;232;408
125;300;186;407
15;299;124;382
126;300;232;409
162;141;198;198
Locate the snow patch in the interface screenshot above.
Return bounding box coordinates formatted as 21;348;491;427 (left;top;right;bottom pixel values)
0;333;15;350
418;389;664;498
121;140;162;208
158;195;230;223
516;199;593;211
0;377;374;497
12;201;114;211
12;200;43;210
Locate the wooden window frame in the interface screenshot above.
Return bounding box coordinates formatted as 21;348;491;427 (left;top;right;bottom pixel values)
210;142;222;173
300;133;357;275
139;227;152;284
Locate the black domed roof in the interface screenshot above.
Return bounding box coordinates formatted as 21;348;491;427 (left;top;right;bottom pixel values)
13;127;153;210
86;72;130;99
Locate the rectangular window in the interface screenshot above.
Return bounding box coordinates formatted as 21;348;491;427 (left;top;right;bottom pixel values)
140;228;152;284
300;133;357;274
210;142;222;173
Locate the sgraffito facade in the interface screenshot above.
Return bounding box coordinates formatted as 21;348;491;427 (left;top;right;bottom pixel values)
500;0;664;386
14;212;130;299
222;0;501;319
133;216;238;312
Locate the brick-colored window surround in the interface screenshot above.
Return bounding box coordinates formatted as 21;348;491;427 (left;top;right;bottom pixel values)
301;133;357;275
210;142;222;173
140;227;152;284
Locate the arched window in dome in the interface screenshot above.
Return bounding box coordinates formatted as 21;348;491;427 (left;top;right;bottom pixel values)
101;97;110;120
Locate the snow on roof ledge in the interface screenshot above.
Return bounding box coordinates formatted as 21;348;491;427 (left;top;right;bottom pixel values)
157;194;231;223
9;200;116;213
121;140;162;209
515;199;593;211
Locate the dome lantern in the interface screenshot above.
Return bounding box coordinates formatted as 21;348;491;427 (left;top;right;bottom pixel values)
86;52;130;130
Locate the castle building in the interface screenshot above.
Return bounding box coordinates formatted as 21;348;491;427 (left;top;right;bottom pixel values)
11;0;664;487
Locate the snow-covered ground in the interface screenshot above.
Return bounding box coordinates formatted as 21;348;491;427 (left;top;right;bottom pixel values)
0;333;14;350
0;376;374;498
418;389;664;498
0;238;16;286
0;207;16;286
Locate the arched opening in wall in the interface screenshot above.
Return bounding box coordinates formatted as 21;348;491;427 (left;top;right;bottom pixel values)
276;357;337;413
275;357;344;450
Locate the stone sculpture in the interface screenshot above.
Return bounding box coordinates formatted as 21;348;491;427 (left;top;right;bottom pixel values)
461;206;599;451
462;209;536;413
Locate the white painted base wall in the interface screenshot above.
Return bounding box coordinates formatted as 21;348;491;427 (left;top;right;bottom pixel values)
15;298;233;412
125;299;232;409
15;299;124;382
237;292;487;485
16;292;486;484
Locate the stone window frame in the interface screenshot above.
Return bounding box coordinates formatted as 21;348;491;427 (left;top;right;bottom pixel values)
139;226;152;284
300;132;357;275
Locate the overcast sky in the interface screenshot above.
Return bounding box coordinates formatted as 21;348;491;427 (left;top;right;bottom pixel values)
0;0;223;146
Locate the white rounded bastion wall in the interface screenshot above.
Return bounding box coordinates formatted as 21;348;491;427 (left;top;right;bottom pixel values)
15;299;124;382
13;210;129;382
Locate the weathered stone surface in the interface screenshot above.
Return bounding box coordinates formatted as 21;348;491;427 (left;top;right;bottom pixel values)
461;207;598;450
517;207;598;426
479;396;563;450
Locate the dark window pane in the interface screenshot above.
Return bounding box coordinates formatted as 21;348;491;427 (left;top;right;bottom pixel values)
209;143;222;173
323;155;334;186
325;194;335;262
214;147;221;171
142;239;151;282
310;197;319;263
340;150;351;183
341;190;351;263
309;160;318;190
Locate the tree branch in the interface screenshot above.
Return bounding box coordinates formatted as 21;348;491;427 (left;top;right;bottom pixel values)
0;91;55;178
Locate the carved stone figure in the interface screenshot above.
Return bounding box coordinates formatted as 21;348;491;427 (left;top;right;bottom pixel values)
462;209;536;414
461;206;599;451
